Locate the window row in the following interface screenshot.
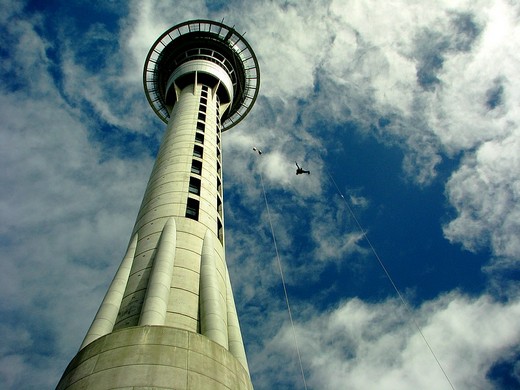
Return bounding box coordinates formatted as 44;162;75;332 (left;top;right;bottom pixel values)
184;84;224;244
192;144;221;172
189;158;221;187
186;195;224;244
186;181;223;216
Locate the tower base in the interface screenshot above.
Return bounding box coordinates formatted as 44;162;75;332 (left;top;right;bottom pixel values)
57;326;253;390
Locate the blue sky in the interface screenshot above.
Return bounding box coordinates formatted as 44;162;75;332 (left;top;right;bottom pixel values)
1;1;520;389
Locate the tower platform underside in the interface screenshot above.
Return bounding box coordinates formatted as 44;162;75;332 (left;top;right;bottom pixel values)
144;20;259;130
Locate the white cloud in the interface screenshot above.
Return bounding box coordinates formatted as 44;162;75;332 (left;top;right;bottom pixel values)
443;129;520;261
241;0;332;100
422;2;520;154
253;293;520;390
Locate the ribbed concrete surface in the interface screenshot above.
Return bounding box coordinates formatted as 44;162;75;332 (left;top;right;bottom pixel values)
57;326;253;390
114;85;228;333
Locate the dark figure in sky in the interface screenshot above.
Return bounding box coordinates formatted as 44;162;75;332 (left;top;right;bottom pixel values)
295;162;310;175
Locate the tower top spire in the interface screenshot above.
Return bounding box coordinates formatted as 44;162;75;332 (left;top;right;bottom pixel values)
143;19;260;131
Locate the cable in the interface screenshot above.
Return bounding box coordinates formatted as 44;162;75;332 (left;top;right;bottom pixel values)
326;170;457;390
259;170;308;390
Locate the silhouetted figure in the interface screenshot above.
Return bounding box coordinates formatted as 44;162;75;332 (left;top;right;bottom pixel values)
253;147;262;155
295;162;310;175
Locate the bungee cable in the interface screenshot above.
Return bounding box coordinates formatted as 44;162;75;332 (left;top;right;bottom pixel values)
254;148;308;390
251;145;456;390
326;170;456;390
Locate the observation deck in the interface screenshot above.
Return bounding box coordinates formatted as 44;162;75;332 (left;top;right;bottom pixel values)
143;19;260;131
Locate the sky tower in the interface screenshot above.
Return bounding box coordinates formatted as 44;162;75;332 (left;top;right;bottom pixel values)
57;19;260;390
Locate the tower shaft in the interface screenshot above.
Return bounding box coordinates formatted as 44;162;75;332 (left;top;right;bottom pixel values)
57;19;259;390
116;83;230;333
58;84;251;390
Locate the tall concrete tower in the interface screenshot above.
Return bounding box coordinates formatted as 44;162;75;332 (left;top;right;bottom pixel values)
57;19;260;390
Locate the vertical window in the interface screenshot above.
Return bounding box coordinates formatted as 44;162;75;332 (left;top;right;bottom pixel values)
216;98;221;129
217;219;223;243
217;196;222;217
195;132;204;145
198;112;206;121
191;159;202;175
193;145;203;158
217;177;221;195
189;177;201;195
197;121;205;132
186;198;199;220
217;161;221;177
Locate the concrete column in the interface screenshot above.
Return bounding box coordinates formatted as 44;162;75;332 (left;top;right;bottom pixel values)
139;217;177;326
80;233;138;349
226;268;250;373
200;229;228;348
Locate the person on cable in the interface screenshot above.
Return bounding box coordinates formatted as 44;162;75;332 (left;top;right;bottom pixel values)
295;162;310;175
